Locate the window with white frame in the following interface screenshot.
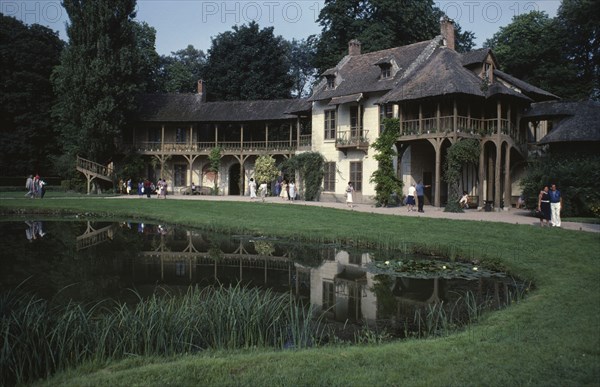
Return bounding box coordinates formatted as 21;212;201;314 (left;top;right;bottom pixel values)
379;104;394;134
350;161;362;192
324;109;336;140
323;162;336;192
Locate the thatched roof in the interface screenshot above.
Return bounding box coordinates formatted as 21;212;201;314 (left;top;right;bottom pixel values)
311;36;548;105
378;47;486;103
494;70;558;101
309;40;433;102
134;94;311;122
461;48;498;68
525;101;600;144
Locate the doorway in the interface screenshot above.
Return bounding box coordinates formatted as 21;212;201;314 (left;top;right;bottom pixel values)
228;164;241;195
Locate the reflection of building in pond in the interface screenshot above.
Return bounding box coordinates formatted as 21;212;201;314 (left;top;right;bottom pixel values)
76;222;118;251
127;225;516;326
132;229;304;294
310;250;377;324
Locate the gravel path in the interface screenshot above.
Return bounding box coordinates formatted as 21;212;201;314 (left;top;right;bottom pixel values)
112;194;600;233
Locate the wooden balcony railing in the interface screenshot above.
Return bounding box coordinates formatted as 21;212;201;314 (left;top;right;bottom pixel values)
399;116;518;139
128;138;312;154
335;130;370;153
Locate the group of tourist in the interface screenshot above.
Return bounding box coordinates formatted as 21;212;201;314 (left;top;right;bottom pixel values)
404;181;431;212
125;178;168;198
269;177;299;201
537;184;562;227
25;174;46;199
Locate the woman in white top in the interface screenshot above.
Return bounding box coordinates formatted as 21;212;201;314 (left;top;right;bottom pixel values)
406;184;416;212
346;182;354;207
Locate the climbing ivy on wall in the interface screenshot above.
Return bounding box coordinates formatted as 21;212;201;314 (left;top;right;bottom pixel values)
444;139;480;212
281;152;324;201
209;147;222;194
370;118;403;207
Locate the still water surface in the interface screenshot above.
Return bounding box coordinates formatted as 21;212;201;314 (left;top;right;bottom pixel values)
1;219;525;337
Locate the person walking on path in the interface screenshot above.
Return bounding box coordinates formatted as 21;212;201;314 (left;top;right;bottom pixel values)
549;183;562;227
415;180;430;213
280;180;288;200
537;186;551;227
249;178;257;199
25;175;34;198
289;181;296;201
406;184;416;212
346;182;354;208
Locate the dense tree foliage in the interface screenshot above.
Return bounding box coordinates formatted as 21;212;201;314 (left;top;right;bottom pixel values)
203;22;293;101
280;152;324;201
520;153;600;217
0;15;63;176
485;1;599;100
157;45;206;93
555;0;599;100
313;0;475;74
254;155;279;185
443;139;480;213
52;0;143;173
370;118;403;207
288;37;318;98
132;21;161;93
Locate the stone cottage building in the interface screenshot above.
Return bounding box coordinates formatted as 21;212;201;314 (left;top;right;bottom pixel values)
80;18;568;210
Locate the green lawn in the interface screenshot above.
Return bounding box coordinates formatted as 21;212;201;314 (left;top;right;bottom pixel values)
1;195;599;386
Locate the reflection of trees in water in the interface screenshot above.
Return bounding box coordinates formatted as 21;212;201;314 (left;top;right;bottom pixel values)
1;221;147;304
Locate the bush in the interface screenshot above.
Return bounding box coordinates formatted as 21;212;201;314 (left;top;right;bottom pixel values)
520;152;600;217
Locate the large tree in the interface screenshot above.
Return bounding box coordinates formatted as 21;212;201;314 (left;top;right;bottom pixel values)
485;1;599;101
157;45;206;93
203;22;294;101
484;11;569;96
133;21;161;93
52;0;143;170
554;0;599;100
0;15;64;176
314;0;475;74
288;37;318;98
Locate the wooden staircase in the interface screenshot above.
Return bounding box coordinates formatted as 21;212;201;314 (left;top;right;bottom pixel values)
76;156;114;194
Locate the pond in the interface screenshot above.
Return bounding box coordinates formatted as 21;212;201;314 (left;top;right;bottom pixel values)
1;219;527;339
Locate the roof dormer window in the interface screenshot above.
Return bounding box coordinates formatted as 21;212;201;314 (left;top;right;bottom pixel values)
380;64;391;79
484;62;493;82
326;75;336;89
374;57;397;80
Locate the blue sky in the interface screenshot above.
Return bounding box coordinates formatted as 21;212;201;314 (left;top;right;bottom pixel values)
4;0;561;55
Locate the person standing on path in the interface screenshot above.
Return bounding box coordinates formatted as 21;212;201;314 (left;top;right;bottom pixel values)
25;175;33;198
415;180;430;213
549;183;562;227
249;178;257;199
537;186;551;227
288;180;296;201
346;182;354;208
406;184;416;212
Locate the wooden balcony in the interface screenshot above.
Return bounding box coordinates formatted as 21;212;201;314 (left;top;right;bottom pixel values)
335;130;370;155
399;116;518;138
125;135;312;156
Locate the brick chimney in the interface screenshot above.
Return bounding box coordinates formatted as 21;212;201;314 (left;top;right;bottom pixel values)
348;39;361;56
197;79;206;102
440;16;455;51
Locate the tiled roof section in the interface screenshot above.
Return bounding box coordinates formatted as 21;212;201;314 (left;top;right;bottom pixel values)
378;47;485;103
494;70;559;101
309;40;433;101
134;94;311;122
524;101;600;144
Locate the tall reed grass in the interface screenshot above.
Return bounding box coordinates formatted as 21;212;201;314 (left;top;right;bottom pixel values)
0;285;323;386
